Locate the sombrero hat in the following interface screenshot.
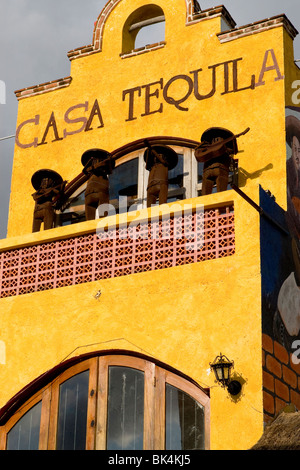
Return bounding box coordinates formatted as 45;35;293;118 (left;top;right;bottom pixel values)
286;115;300;148
143;145;178;171
200;127;238;154
31;169;63;190
81;148;112;167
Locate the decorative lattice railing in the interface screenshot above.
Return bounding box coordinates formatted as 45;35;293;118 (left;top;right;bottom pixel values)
0;205;235;298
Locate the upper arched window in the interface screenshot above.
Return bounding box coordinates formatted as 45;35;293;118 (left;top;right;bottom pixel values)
0;354;210;450
122;5;165;54
56;145;191;226
55;140;237;227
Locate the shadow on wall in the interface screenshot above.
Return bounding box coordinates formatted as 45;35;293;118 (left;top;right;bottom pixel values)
238;163;273;188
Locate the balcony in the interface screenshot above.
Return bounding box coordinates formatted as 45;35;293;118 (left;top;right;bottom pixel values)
0;199;235;299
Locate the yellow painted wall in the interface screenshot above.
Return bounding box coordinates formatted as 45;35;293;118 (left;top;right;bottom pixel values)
1;0;299;450
0;190;263;449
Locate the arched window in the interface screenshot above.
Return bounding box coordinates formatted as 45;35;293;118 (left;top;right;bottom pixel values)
56;143;196;225
122;5;165;54
55;136;237;226
0;354;210;450
6;400;42;450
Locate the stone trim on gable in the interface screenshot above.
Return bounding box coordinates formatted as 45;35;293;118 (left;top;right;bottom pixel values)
188;5;236;29
218;14;298;44
67;3;235;62
120;41;166;59
15;77;72;101
14;6;298;101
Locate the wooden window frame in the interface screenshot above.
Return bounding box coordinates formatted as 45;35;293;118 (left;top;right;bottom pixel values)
0;354;210;450
159;368;211;450
47;358;97;450
96;355;156;450
0;385;51;450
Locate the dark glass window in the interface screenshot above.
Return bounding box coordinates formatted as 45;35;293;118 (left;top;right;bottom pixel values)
2;356;209;450
58;189;86;226
56;370;90;450
6;400;42;450
165;384;205;450
107;366;144;450
197;162;204;187
109;158;139;212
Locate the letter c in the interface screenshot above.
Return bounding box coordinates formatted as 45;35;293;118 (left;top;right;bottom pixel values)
15;115;40;149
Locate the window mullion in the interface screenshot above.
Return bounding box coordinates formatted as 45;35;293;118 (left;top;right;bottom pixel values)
0;426;6;450
153;366;166;450
86;358;98;450
143;360;156;450
39;387;51;450
95;356;109;450
47;377;60;450
139;151;148;209
183;148;192;199
191;148;199;198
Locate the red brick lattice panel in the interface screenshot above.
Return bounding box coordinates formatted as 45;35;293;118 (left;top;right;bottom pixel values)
0;206;235;298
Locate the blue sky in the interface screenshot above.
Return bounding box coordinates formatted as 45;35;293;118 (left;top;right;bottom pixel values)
0;0;299;239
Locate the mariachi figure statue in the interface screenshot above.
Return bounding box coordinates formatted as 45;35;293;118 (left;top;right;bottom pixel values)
82;148;115;221
31;169;66;232
144;140;178;207
195;127;249;195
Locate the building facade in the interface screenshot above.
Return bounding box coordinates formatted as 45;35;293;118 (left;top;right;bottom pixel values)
0;0;300;450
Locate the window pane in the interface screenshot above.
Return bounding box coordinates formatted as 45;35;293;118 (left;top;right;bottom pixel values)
56;370;89;450
167;155;184;202
59;190;86;226
7;401;42;450
109;159;138;212
165;384;205;450
198;161;204;186
107;366;144;450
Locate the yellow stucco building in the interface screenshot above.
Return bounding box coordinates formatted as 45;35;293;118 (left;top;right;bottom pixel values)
1;0;300;451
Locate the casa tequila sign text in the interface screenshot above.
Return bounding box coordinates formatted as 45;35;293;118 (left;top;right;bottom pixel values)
16;49;283;149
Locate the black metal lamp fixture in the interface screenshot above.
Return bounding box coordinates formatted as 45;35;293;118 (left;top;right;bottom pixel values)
210;353;242;395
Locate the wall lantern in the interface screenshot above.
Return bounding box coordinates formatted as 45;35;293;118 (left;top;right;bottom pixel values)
210;353;242;395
